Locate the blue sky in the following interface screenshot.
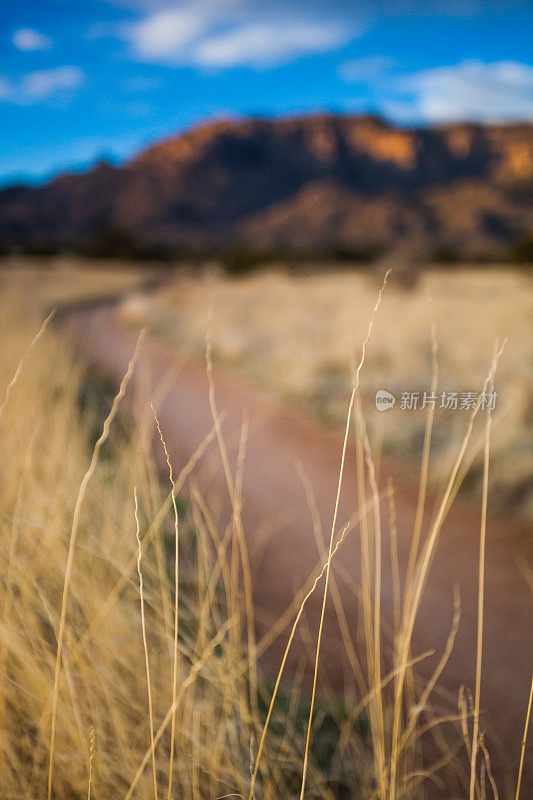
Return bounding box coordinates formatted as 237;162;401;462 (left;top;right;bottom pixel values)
1;0;533;185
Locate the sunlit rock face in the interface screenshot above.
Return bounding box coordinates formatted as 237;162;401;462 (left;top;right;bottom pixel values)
0;113;532;259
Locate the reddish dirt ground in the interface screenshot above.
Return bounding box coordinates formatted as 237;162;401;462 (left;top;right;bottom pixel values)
69;305;532;797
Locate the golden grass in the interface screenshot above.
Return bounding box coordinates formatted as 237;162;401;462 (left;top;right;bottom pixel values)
0;264;530;799
123;265;533;522
298;270;390;800
0;308;222;796
151;406;180;800
47;328;145;800
516;677;533;800
1;255;150;308
0;284;362;798
469;346;497;800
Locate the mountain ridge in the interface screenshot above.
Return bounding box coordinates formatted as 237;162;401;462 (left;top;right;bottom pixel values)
1;113;532;260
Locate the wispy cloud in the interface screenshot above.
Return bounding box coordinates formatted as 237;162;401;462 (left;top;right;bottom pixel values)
386;60;533;122
0;66;85;104
193;21;348;68
12;28;53;52
123;3;352;69
126;7;209;61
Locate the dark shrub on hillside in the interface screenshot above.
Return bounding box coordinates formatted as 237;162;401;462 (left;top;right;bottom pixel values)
509;235;533;264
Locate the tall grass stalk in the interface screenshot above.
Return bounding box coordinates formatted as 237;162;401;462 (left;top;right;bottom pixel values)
469;344;497;800
516;676;533;800
151;406;181;800
299;270;390;800
134;486;159;800
206;333;259;730
0;308;54;422
47;330;145;800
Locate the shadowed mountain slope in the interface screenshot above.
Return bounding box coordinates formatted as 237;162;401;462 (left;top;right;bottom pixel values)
1;114;532;259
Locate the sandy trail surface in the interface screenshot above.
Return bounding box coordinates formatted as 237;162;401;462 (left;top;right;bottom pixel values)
69;305;532;795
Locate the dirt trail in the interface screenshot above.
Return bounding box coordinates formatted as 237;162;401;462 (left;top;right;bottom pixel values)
70;305;532;795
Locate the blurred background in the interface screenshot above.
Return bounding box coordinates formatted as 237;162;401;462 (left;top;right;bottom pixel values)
1;0;532;521
1;4;533;798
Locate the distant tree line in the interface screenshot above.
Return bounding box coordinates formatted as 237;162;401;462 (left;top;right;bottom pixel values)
1;223;532;271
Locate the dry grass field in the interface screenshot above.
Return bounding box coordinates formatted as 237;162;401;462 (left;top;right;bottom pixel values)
0;277;354;798
0;260;531;799
0;256;152;308
121;265;533;523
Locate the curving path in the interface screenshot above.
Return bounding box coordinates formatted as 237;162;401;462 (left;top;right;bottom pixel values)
68;304;532;797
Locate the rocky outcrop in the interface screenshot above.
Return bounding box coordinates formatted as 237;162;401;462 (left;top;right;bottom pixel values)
1;113;532;259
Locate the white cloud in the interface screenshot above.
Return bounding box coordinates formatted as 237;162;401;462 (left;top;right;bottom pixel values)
194;21;347;68
387;60;533;122
12;28;52;52
124;4;352;69
23;66;85;99
0;66;85;104
126;8;209;60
